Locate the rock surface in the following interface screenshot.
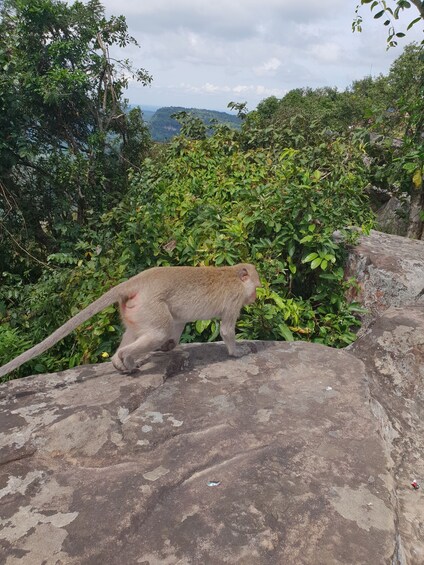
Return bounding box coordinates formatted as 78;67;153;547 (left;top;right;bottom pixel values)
1;342;396;564
376;197;409;237
2;229;424;564
350;305;424;564
344;230;424;332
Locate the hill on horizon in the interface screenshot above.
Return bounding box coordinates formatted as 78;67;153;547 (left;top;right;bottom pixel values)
146;106;241;142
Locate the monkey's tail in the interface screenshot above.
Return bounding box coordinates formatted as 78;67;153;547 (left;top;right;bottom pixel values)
0;285;122;379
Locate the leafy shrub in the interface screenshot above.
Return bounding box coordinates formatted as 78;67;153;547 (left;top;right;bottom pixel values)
0;122;373;381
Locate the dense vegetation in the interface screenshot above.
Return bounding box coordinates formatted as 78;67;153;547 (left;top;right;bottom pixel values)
250;42;424;238
147;107;241;141
0;0;423;381
0;0;152;278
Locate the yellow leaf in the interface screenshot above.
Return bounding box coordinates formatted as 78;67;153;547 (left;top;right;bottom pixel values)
289;326;312;335
412;169;423;189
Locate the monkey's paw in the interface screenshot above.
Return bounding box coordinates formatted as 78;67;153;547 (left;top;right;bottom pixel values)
112;351;137;373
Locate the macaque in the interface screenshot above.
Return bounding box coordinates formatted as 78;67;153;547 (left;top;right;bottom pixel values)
0;264;261;378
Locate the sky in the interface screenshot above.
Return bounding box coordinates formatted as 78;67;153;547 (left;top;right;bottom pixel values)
99;0;423;112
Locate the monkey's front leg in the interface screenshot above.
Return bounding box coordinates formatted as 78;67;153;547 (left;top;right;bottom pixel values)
220;319;249;358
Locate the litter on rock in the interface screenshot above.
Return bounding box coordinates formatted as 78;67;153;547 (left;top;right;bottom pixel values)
411;480;420;490
207;481;221;487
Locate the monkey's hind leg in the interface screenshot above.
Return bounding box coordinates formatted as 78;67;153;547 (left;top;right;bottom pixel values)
111;329;136;371
154;322;186;352
112;332;170;372
112;307;182;373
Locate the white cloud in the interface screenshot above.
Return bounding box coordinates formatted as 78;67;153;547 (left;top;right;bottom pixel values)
97;0;424;110
309;42;342;64
178;82;285;98
105;0;343;39
254;57;282;76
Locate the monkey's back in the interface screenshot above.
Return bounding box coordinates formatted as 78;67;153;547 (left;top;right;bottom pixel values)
130;265;246;322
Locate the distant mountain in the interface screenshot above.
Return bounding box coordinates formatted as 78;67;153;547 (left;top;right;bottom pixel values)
147;106;241;142
141;109;156;123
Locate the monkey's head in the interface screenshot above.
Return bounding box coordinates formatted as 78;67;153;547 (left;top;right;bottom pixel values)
238;264;261;305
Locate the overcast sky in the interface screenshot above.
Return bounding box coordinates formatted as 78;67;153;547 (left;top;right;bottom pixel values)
100;0;423;112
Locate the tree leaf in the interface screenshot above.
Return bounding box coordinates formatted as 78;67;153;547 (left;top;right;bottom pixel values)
195;319;211;333
310;257;322;269
407;17;422;30
303;252;319;263
413;169;423;189
271;292;287;310
279;322;294;341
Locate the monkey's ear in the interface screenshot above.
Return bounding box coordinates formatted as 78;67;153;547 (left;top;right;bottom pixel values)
238;267;250;282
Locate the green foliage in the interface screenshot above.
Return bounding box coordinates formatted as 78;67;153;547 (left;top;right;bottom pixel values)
355;43;424;237
353;0;424;48
0;0;152;278
10;0;418;382
1;121;373;380
171;111;208;140
255;87;354;132
242;43;424;238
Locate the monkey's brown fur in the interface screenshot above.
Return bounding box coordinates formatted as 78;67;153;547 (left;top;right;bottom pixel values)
0;264;261;378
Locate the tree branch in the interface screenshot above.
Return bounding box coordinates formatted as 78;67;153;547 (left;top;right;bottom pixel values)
410;0;424;19
0;223;52;269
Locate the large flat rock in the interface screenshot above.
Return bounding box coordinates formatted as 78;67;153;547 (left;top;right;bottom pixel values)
1;342;396;564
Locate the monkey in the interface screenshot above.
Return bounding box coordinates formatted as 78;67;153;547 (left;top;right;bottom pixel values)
0;263;261;378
